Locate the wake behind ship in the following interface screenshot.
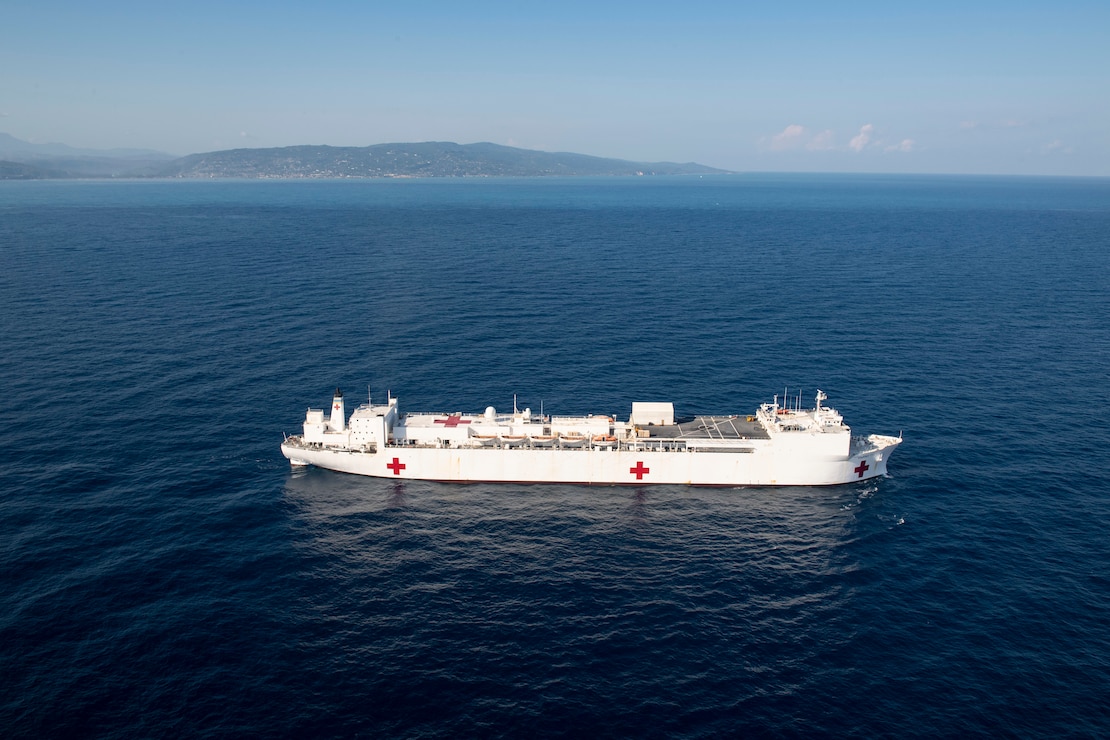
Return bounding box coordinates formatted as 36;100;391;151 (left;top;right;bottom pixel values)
281;387;901;486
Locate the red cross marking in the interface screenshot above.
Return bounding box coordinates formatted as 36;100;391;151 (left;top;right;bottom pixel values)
334;403;341;410
434;414;471;428
854;460;870;478
387;457;406;475
630;461;650;480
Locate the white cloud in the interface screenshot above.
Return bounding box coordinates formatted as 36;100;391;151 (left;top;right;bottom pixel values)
1043;139;1072;154
849;124;874;152
770;124;806;151
766;125;837;152
806;129;835;150
763;123;910;156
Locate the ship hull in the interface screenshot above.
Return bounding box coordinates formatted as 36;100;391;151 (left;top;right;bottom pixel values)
280;436;900;487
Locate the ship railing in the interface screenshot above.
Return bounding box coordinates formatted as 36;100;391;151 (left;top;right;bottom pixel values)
620;440;689;453
850;435;894;454
385;438;771;454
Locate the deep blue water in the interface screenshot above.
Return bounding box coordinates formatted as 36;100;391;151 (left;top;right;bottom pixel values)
2;174;1109;737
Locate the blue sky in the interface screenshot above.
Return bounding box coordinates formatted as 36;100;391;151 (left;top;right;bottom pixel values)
2;1;1107;175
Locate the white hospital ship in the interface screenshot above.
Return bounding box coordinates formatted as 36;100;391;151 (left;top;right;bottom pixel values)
281;387;901;486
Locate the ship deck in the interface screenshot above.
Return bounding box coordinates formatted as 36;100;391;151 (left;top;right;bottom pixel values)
642;415;770;441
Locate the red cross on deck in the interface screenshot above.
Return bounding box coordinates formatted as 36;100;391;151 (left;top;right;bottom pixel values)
630;461;650;480
387;457;406;475
434;414;471;428
854;460;870;478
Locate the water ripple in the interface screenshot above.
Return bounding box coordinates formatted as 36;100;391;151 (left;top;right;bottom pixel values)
2;177;1109;737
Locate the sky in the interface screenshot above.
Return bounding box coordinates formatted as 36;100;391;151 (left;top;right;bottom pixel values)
2;1;1108;175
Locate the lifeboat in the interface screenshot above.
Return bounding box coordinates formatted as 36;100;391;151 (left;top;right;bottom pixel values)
559;434;587;448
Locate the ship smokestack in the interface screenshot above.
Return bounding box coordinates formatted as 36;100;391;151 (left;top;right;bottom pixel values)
329;387;345;432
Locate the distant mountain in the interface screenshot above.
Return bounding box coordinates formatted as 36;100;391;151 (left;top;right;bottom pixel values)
0;133;172;160
152;142;729;179
0;133;176;178
0;135;729;179
0;159;66;179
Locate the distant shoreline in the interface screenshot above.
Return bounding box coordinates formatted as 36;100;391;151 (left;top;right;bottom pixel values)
0;139;729;181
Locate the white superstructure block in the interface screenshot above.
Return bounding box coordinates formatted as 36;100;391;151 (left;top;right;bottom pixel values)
329;388;345;432
630;402;675;426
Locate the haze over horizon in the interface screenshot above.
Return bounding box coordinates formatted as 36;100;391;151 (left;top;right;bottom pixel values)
3;1;1107;177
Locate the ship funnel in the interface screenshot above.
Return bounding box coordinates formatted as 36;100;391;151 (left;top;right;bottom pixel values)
329;387;345;432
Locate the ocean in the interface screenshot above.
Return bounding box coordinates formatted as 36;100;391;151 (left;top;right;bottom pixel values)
2;174;1108;737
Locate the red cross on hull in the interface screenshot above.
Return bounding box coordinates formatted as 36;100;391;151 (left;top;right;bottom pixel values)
630;461;650;480
854;460;870;478
387;457;406;475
